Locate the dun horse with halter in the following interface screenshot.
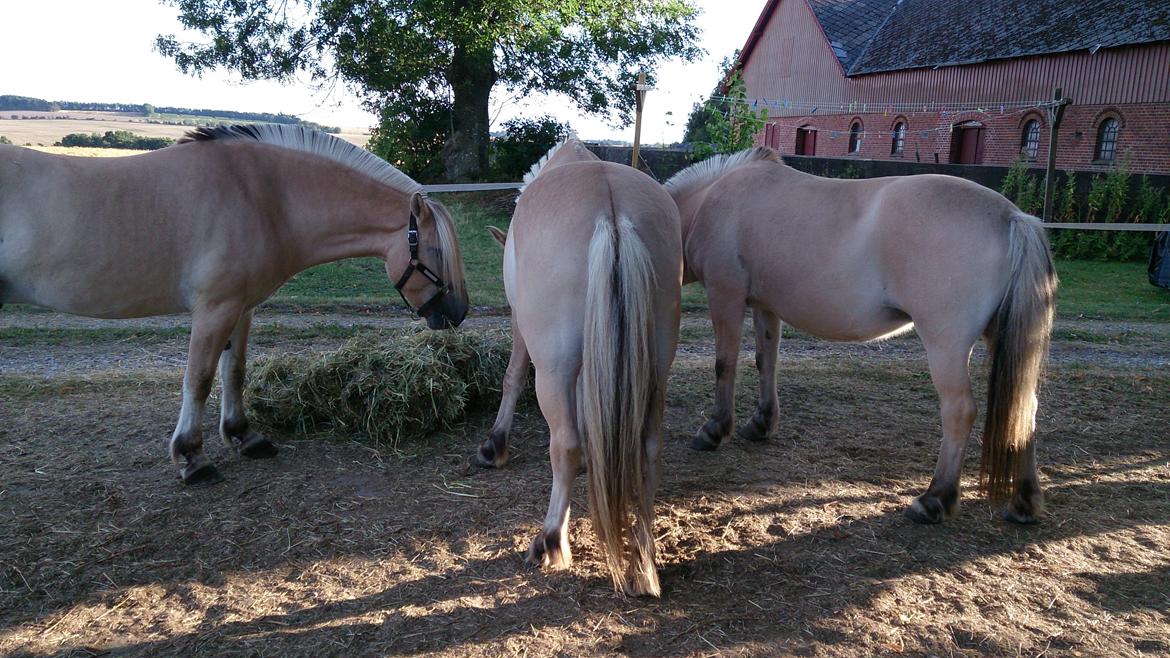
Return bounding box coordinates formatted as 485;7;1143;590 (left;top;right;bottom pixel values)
0;125;468;485
479;136;681;596
665;148;1056;525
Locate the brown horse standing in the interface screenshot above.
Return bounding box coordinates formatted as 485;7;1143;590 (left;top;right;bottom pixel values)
0;125;468;485
665;148;1056;525
480;136;681;596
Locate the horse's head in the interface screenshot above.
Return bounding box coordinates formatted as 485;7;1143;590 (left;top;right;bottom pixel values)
389;193;469;329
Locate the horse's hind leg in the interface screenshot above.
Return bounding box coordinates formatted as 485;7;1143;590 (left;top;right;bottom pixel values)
526;369;581;570
170;302;244;486
1003;391;1043;524
905;339;977;524
737;307;781;442
218;309;277;459
691;293;747;451
475;318;529;468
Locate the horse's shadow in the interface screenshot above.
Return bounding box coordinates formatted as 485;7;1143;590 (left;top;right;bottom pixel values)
4;462;1168;657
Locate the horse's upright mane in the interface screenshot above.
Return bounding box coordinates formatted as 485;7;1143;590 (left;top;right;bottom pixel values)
180;124;424;196
664;147;782;197
519;132;586;194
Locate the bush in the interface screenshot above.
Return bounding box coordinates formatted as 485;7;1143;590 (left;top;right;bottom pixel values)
245;328;523;448
490;116;569;182
56;130;174;150
0;135;11;145
367;99;449;183
1003;157;1166;262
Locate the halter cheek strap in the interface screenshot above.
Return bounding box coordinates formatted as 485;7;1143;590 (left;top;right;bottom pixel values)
393;207;452;317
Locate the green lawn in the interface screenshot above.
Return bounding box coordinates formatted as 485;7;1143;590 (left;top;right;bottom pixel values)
269;195;1168;322
1054;260;1169;322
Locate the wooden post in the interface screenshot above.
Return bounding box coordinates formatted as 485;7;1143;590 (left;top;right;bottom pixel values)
1042;87;1071;221
631;72;648;169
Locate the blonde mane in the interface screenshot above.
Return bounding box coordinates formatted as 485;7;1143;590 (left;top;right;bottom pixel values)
664;147;782;198
180;124;424;196
519;132;590;194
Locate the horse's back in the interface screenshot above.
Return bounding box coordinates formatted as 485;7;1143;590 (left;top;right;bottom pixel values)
690;163;1018;340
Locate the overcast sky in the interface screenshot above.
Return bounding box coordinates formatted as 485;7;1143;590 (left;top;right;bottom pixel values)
0;1;767;143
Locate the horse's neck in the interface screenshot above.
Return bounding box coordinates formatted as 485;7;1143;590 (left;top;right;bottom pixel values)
281;170;407;269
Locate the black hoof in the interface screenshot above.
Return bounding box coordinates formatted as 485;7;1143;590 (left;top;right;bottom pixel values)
1001;506;1043;525
903;497;946;524
689;432;721;452
525;531;548;567
735;416;771;442
473;440;507;468
182;463;225;487
240;435;278;459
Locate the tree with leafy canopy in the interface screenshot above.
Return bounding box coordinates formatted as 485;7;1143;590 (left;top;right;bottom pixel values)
156;1;702;182
685;63;768;161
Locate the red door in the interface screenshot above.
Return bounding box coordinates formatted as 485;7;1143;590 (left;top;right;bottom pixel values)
951;126;984;164
796;127;816;155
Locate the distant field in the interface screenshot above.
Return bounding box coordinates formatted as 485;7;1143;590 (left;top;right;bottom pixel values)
0;111;369;147
24;146;149;157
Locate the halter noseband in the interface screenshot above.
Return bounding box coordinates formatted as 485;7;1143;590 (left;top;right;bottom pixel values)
393;205;452;317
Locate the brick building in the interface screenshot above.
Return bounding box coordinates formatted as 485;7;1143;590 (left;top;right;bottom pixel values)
737;0;1170;174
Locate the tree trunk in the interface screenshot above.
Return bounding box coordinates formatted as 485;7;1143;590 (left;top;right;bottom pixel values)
442;43;496;182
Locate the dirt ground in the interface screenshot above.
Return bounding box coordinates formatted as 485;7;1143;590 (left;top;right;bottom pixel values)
1;311;1168;657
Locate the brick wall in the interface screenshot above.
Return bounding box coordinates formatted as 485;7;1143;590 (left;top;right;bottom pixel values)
760;102;1170;175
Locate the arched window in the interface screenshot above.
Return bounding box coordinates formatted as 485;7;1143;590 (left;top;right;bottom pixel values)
890;121;906;155
848;120;862;153
1020;119;1041;159
1095;118;1119;162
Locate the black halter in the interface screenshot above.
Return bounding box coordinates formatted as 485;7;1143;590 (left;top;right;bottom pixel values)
393;207;452;317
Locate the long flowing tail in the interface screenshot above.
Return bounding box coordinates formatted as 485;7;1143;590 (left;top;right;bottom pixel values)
581;216;661;596
981;213;1058;502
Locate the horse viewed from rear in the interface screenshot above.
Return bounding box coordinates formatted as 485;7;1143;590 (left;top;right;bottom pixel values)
0;125;468;485
481;135;682;596
665;148;1056;525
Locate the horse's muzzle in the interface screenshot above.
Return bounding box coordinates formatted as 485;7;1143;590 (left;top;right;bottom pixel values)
424;293;468;330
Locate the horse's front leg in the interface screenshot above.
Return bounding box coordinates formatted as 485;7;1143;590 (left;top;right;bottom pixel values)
526;370;580;570
170;302;244;486
218;309;278;459
475;318;529;468
690;293;747;451
737;307;781;442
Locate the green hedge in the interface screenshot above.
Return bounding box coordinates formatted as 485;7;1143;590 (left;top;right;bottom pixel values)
1001;158;1169;261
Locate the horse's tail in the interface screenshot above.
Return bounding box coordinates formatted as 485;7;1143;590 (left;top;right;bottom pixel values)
582;215;661;597
981;212;1057;502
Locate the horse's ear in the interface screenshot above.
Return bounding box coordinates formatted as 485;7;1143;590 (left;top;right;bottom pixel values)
487;225;507;247
410;192;431;222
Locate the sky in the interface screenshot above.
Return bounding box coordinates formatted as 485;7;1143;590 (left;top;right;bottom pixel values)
0;0;767;143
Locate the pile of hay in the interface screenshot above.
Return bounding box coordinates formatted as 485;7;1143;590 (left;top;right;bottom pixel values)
245;328;517;447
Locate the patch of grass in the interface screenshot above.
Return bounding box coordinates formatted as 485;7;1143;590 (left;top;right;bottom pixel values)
1055;260;1169;322
0;323;375;347
0;326;191;347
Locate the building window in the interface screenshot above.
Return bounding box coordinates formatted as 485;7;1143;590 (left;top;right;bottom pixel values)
848;120;862;153
890;121;906;155
1021;119;1040;159
1095;118;1119;162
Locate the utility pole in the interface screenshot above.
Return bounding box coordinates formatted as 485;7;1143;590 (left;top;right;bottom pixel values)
1042;87;1072;221
631;72;648;170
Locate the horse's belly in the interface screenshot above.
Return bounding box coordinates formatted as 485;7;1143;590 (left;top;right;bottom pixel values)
766;294;913;343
